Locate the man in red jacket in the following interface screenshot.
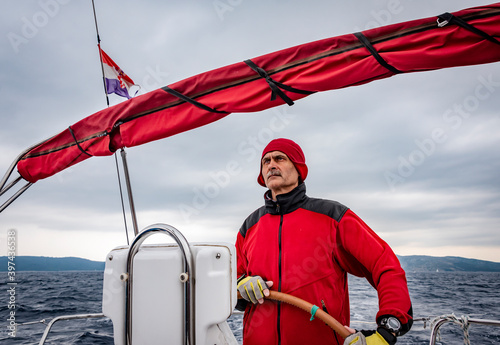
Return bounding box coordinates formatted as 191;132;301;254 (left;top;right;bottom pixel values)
235;138;412;345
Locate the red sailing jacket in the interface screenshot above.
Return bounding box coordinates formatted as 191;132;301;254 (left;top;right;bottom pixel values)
236;183;412;345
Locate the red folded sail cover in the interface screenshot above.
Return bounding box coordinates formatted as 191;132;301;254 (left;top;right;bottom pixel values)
17;3;500;183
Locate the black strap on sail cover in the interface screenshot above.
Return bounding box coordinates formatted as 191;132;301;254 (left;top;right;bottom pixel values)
68;126;92;157
244;59;314;106
354;32;402;74
162;86;228;114
437;12;500;46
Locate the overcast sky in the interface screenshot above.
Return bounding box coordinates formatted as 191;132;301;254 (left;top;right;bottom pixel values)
1;1;499;262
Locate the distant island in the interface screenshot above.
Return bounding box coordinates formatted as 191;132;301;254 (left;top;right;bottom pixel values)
1;255;499;272
397;255;500;273
0;256;105;271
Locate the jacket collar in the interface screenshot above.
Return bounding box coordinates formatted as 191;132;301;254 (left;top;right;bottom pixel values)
264;183;307;215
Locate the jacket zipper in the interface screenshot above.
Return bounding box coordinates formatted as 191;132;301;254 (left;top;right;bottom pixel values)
277;203;283;345
321;300;328;314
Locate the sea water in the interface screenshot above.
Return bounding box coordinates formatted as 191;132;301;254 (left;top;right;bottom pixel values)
1;271;499;344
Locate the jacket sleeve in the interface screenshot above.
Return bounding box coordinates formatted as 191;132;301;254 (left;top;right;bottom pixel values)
236;229;247;279
235;229;249;311
334;209;413;334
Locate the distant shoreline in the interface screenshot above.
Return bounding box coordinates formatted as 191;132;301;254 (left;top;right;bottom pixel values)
0;256;105;272
397;255;500;273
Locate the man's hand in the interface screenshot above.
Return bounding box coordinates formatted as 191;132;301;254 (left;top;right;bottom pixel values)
237;276;273;304
343;328;396;345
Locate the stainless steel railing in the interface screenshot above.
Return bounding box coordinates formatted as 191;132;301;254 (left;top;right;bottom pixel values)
428;315;500;345
38;313;106;345
124;224;195;345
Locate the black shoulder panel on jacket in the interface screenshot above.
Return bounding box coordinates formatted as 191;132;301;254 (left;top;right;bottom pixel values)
239;206;268;238
301;197;349;222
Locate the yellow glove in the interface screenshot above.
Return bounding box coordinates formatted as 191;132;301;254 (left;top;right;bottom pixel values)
237;276;269;304
344;329;396;345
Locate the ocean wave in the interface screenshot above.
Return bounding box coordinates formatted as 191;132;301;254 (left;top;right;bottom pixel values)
3;271;499;345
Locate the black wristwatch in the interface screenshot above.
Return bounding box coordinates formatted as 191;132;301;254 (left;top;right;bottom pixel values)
379;316;401;336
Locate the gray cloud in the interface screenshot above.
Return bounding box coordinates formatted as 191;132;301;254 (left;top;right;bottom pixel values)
1;1;499;261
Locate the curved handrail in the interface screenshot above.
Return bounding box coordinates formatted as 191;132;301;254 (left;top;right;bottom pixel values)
0;136;51;191
125;224;195;345
0;180;32;213
38;313;106;345
0;138;48;213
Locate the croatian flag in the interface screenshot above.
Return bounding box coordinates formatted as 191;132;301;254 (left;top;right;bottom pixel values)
99;46;137;99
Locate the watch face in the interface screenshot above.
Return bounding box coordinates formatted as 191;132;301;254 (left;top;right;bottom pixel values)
387;317;401;331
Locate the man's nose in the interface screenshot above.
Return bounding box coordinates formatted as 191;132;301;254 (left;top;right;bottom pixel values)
268;159;278;169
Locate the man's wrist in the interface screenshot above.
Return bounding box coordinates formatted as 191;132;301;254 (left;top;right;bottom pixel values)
376;327;397;345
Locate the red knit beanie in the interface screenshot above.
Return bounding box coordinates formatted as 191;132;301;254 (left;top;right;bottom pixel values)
257;138;308;187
